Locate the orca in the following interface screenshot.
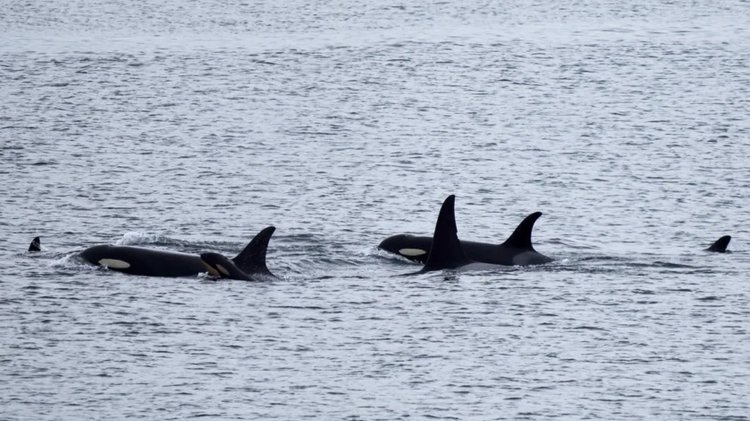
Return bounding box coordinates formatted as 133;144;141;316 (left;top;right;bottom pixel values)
379;209;553;266
200;226;276;281
706;235;731;253
29;227;276;280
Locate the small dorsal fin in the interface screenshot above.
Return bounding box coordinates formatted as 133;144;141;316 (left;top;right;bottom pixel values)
423;195;471;271
706;235;731;253
232;226;275;276
501;212;542;250
28;236;41;252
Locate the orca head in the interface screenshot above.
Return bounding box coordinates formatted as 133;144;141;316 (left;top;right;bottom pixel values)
422;195;472;272
378;234;432;263
706;235;731;253
79;245;132;271
78;245;134;271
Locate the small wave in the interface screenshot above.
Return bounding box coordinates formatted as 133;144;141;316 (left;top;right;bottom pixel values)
651;261;697;269
571;325;608;331
114;231;162;246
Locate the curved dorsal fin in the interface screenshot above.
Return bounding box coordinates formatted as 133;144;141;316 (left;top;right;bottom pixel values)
423;195;471;271
706;235;731;253
28;236;41;252
501;212;542;250
232;226;275;276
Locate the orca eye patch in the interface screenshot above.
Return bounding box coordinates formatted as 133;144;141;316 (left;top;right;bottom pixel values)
98;258;131;269
399;248;427;257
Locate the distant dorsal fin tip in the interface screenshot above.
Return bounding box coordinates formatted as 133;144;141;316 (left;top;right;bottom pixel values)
29;236;41;252
707;235;731;253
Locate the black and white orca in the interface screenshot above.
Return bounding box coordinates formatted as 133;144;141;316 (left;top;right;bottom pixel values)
28;227;276;281
379;205;552;266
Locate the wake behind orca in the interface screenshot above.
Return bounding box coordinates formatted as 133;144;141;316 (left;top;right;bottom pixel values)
29;227;276;281
380;208;552;266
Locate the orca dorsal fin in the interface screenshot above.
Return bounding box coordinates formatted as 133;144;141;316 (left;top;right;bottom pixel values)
423;195;471;271
706;235;731;253
232;226;275;276
501;212;542;250
28;236;41;252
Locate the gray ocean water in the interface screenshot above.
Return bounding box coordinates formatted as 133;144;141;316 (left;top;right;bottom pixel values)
2;1;750;419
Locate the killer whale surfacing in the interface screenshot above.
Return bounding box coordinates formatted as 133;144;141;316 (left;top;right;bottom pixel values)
379;202;553;267
79;244;206;277
29;227;276;281
26;215;734;281
200;226;276;281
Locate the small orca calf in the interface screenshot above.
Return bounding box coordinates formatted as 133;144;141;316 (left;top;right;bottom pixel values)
379;208;552;266
28;227;276;281
200;226;276;281
706;235;731;253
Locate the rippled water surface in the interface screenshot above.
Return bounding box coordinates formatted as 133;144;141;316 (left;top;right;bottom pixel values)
2;1;749;419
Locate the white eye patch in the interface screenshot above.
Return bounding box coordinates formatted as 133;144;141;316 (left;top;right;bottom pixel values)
399;248;427;257
98;258;131;269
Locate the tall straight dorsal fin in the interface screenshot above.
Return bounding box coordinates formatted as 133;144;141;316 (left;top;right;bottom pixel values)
28;236;41;252
501;212;542;250
423;195;471;271
706;235;731;253
232;226;275;276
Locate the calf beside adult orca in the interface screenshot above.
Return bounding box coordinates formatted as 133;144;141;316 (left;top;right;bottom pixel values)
200;227;276;281
379;205;553;266
28;227;276;281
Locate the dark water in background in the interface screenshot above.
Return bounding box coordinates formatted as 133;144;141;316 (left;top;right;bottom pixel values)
2;1;749;419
